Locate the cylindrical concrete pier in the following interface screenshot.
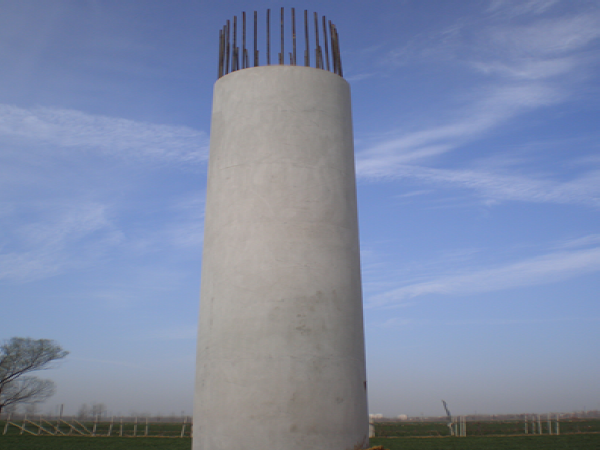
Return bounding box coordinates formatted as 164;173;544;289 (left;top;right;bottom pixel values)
194;65;368;450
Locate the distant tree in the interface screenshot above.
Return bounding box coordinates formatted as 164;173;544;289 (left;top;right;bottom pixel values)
24;402;39;416
0;337;69;414
77;403;90;419
90;402;107;418
3;402;18;415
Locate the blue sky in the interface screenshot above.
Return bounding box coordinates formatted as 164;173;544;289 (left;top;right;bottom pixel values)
1;0;599;418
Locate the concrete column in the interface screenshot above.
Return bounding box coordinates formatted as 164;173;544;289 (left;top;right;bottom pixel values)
194;65;368;450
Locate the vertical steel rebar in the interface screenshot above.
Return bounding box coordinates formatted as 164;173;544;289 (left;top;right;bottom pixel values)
218;10;343;77
232;16;238;71
314;12;322;69
225;20;230;74
242;12;247;69
335;26;343;77
254;11;258;66
329;21;336;74
322;15;330;71
279;7;284;65
304;10;310;67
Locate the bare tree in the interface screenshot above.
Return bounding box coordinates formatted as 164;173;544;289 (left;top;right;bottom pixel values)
91;402;107;418
3;402;18;415
78;403;90;419
0;337;69;414
24;402;39;416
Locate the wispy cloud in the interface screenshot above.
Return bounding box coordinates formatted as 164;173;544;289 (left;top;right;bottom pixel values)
363;164;600;207
0;203;122;281
0;104;208;165
380;315;600;328
487;0;561;16
367;240;600;308
356;5;600;208
474;11;600;79
356;82;564;179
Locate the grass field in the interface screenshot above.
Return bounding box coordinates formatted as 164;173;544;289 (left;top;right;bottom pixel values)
374;419;600;437
372;434;600;450
0;435;192;450
1;434;599;450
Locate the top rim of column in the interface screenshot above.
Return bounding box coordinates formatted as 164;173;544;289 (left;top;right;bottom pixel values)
217;8;343;79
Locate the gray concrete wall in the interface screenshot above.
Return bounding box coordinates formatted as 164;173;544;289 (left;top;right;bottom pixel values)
194;65;368;450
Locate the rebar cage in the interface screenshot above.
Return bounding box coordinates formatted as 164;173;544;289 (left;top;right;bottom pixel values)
218;8;343;79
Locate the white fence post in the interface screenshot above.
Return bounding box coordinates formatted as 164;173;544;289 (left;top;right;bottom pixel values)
3;413;11;435
181;416;187;438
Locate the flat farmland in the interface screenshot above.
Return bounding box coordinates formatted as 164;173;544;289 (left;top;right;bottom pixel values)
2;419;599;450
373;419;600;437
0;434;599;450
0;435;192;450
373;434;600;449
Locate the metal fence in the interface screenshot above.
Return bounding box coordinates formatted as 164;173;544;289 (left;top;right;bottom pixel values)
1;414;191;437
371;414;600;438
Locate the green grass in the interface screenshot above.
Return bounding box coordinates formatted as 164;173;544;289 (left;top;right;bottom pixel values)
0;435;192;450
0;434;599;450
373;419;600;437
0;433;599;450
371;434;600;450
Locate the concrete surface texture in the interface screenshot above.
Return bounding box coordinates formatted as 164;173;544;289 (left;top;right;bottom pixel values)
194;65;368;450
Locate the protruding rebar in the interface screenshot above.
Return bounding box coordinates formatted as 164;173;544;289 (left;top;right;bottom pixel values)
279;7;284;65
254;11;258;67
304;10;310;67
322;15;330;71
266;9;271;65
225;20;230;75
217;10;344;78
329;21;336;75
232;16;239;72
334;26;343;77
242;12;247;69
314;12;321;69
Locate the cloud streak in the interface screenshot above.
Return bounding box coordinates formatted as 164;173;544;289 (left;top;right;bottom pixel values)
356;5;600;208
367;241;600;308
370;165;600;207
0;203;122;281
0;104;208;165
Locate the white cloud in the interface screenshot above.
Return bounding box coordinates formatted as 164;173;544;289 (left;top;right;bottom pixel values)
0;203;123;281
357;6;600;208
474;11;600;80
367;242;600;308
488;12;600;57
381;315;600;328
488;0;561;16
372;165;600;207
471;57;577;80
0;104;208;165
355;82;567;187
